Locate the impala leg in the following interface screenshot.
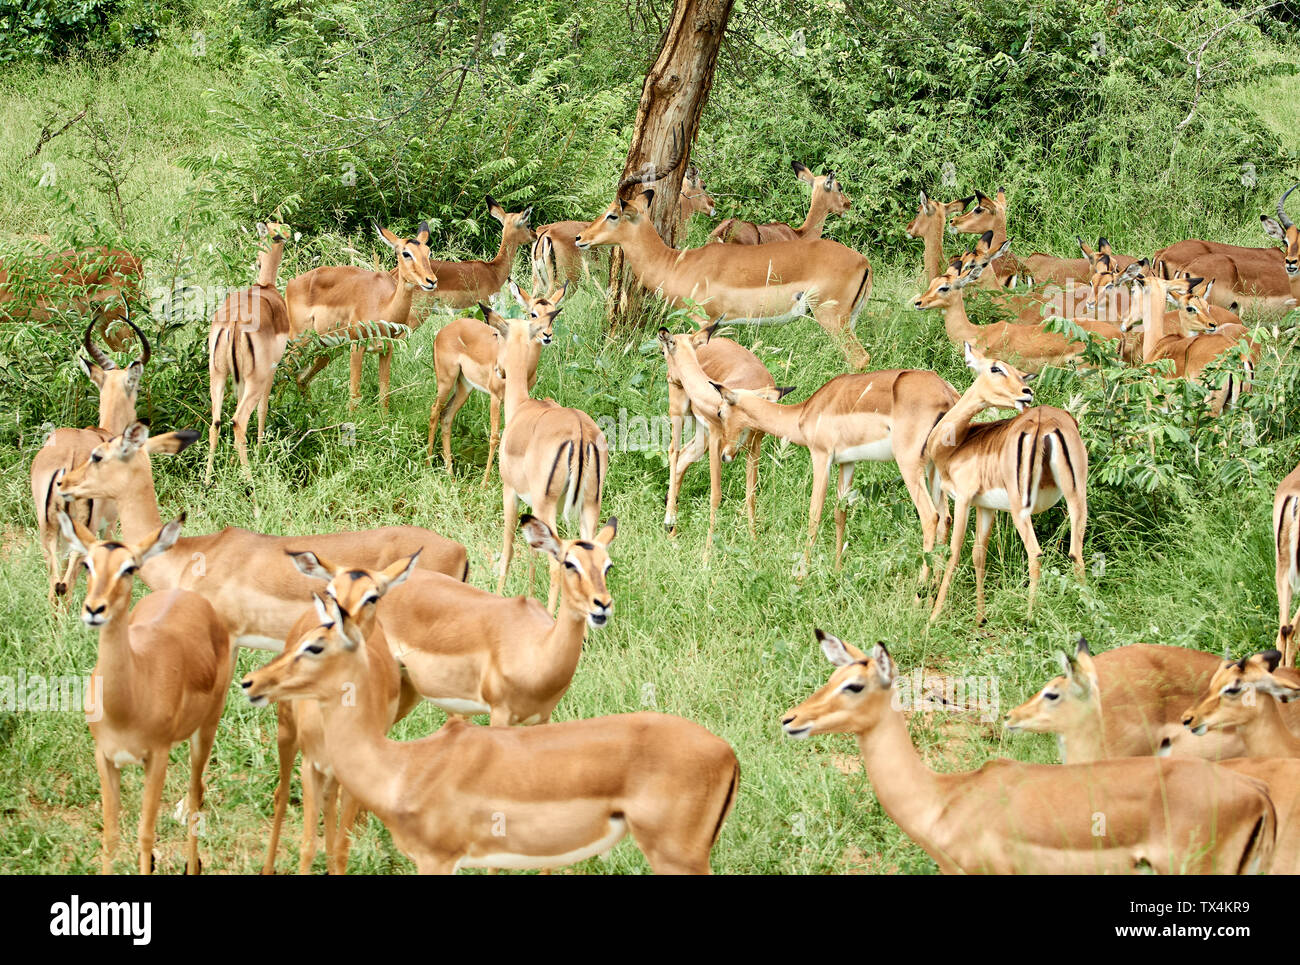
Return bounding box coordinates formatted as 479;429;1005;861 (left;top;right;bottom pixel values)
704;432;722;562
541;506;562;614
668;417;708;534
497;486;519;595
348;347;364;411
439;381;471;474
1065;488;1087;584
321;777;340;874
256;391;269;449
262;704;297;875
482;392;503;488
930;497;971;623
58;549;83;604
899;454;941;590
184;723;217;874
137;750;169;875
664;389;686;532
377;347;393;413
333;789;362;875
299;764;322;875
40;523;61;605
972;507;994;627
1007;508;1043;620
205;365;225;484
833;462;856;571
744;431;762;539
95;749;122;875
231;382;262;481
813;303;870;371
804;450;832;571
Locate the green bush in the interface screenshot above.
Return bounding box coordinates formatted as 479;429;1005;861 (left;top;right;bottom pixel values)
0;0;186;62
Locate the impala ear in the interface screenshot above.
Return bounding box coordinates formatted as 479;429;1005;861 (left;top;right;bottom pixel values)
481;303;508;336
137;513;185;564
312;592;334;627
792;161;814;185
119;421;150;457
416;221;431;244
595;516;618;546
640;188;656;208
508;279;529;308
79;354;104;385
551;280;569;306
336;606;366;652
871;642;896;686
56;509;95;557
145;429;199;456
815;629;856;667
693;322;718;346
656;327;675;352
486;195;506;224
1262;216;1286;242
520;514;563;561
376;225;401;250
376;551;420;594
775;385;797;400
123;360;144;395
288;550;337;581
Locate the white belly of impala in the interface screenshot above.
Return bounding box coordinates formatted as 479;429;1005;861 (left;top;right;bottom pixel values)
111;749;144;767
236;634;286;652
1032;485;1063;512
428;697;491;717
835;438;893;463
975;488;1011;511
460;816;628;870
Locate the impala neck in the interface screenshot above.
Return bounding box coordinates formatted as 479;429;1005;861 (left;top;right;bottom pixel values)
925;378;989;458
614;218;681;294
1139;284;1169;363
796;192;831;240
255;238;286;288
92;609;141;723
852;694;945;841
382;276;418;331
939;297;982;350
735;394;809;448
1059;700;1109;764
921;222;946;282
533;604;590;695
488;231;524;292
98;392;137;435
501;328;534;423
1239;698;1300;757
107;459;191;592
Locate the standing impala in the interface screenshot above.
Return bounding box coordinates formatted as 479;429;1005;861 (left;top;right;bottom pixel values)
575;134;874;369
286;222;438;411
783;630;1276;874
924;343;1088;624
712;364;958;582
486;303;607;611
31;316;148;605
412;196;534;315
657;325;789;556
289;513;614;726
206;220;292;485
1276;462;1300;666
530;173;715;291
59;511;232;875
55;421;469;650
708;162;850;245
426;280;564;484
242;587;740;874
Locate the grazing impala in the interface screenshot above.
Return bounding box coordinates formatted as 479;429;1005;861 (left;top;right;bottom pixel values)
1004;638;1294;762
0;244;143;350
426;280;564;483
486;302;607;611
412;196;534;315
290;513;614;726
1183;651;1300;758
59;511;232;875
31;316;148;605
924;343;1087;624
783;630;1276;874
905;190;966;283
54;422;469;650
657;325;789;555
1154;184;1300;313
713;365;958;581
708;162;850;245
531;173;715;291
205;220;292;485
575;132;874;369
241;587;740;874
286;222;438;411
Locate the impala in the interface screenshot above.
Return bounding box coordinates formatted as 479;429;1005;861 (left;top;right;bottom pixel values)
1005;638;1282;762
530;171;715;292
1183;651;1300;758
0;244;143;350
782;630;1276;874
413;196;534;314
1276;462;1300;665
924;342;1087;624
1154;183;1299;313
707;161;850;245
947;188;1021;287
59;511;232;875
657;325;789;556
54;421;469;650
286;222;438;410
426;280;564;483
31;315;148;605
205;220;292;486
713;364;958;581
290;513;614;726
241;589;740;874
486;302;607;611
574;132;874;369
905;189;966;283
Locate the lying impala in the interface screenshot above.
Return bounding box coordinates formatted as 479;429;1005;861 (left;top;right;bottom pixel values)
205;220;292;486
947;188;1022;288
0;244;143;350
59;511;232;875
708;162;850;245
413;196;535;315
905;189;966;283
1154;183;1299;313
486;302;606;611
1004;638;1294;762
1009;640;1300;874
426;280;563;484
924;343;1087;624
575;134;874;369
291;513;614;726
286;222;438;411
31;316;148;605
532;172;715;291
1182;651;1300;758
712;361;958;581
657;325;789;556
241;586;740;874
783;630;1276;874
54;421;468;650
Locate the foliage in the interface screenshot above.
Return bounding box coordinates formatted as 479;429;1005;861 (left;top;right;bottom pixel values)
0;0;186;63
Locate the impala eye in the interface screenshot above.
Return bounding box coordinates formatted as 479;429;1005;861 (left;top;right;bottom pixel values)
564;560;578;571
937;285;950;293
841;681;866;694
90;452;103;463
403;251;414;260
1222;684;1242;697
990;365;1004;375
1043;690;1060;701
606;213;617;222
303;643;325;655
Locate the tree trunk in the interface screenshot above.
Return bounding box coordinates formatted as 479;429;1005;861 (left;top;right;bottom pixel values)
606;0;735;330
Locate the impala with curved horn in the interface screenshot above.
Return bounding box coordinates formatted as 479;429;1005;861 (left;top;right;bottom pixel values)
707;161;850;245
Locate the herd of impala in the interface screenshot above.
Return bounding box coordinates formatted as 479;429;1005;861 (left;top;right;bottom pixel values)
18;124;1300;873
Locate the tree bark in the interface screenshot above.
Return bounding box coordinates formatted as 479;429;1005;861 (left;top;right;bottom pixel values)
606;0;735;330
